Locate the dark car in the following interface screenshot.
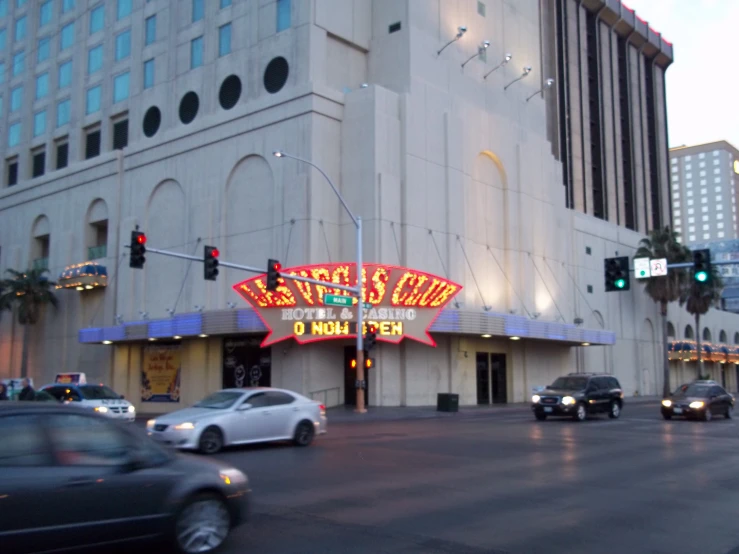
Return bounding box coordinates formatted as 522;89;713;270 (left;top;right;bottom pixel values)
661;380;735;421
532;373;624;421
0;403;250;554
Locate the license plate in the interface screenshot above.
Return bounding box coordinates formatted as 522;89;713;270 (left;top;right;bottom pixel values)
544;407;553;413
674;407;683;414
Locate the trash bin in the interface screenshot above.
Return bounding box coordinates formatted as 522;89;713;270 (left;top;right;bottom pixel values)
437;393;459;412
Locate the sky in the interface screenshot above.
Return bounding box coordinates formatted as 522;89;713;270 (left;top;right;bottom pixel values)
622;0;739;149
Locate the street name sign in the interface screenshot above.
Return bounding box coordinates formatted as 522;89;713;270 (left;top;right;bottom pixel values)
324;294;352;307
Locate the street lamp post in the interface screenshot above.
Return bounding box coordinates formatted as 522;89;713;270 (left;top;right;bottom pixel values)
273;151;367;413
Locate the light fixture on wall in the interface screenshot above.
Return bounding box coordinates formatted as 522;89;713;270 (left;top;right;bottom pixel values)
483;52;512;80
531;312;541;319
166;308;175;317
194;305;204;312
139;311;149;320
114;314;124;324
525;77;555;102
227;302;237;309
462;40;491;68
360;83;369;88
504;66;532;91
437;25;467;56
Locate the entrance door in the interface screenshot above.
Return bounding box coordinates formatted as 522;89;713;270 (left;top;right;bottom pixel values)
476;353;508;405
344;346;369;406
491;354;508;404
476;353;490;405
222;337;271;389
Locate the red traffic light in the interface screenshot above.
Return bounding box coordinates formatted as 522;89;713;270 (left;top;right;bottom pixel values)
368;324;377;334
272;262;282;271
136;234;147;244
209;248;219;258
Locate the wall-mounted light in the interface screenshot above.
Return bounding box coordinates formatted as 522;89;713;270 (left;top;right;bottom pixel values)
481;334;492;338
173;335;182;340
114;314;124;324
437;25;467;56
139;311;149;320
360;83;369;88
504;66;532;91
531;312;541;319
102;340;112;345
581;342;590;346
166;308;175;317
462;40;491;68
194;305;204;312
483;52;512;80
227;302;237;309
510;336;521;341
199;334;208;338
525;77;555;102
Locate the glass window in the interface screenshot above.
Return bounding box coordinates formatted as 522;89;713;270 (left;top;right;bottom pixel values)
685;164;692;170
674;218;681;226
699;162;705;168
86;84;101;114
115;29;130;60
62;0;74;13
0;28;6;51
700;188;707;195
47;414;132;466
714;151;720;156
718;222;724;229
699;153;705;159
117;0;131;20
143;58;154;89
686;173;692;179
718;232;725;238
702;224;709;231
10;85;22;111
195;391;246;409
672;201;679;208
276;0;291;32
674;210;681;217
671;166;678;173
701;206;708;213
58;60;72;88
717;213;723;220
35;72;48;99
716;195;723;202
0;62;5;84
715;177;722;183
266;391;295;406
698;198;705;204
113;71;129;103
715;168;721;174
90;4;104;34
700;179;707;185
689;235;696;241
0;415;51;467
671;159;677;165
145;15;156;45
218;23;231;56
12;50;24;76
190;35;203;68
0;0;6;17
686;181;692;188
685;155;692;161
37;36;50;62
688;226;695;233
686;190;693;197
88;44;103;74
703;233;711;240
689;217;696;223
15;15;26;41
8;121;20;147
40;0;52;26
245;392;269;408
688;199;694;206
33;110;46;136
714;159;720;165
221;0;232;6
60;22;74;50
717;204;723;210
192;0;203;22
57;98;70;126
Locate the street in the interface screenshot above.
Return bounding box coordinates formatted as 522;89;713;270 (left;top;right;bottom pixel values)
200;402;739;554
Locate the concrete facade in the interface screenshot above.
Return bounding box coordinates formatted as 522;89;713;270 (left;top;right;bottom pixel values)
1;0;738;412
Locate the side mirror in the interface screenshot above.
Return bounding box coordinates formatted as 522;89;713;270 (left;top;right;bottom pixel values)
120;394;125;399
238;403;253;411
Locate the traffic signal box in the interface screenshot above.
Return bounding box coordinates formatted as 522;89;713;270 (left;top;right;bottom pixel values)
204;246;219;281
604;256;630;292
129;231;146;269
692;249;711;284
266;259;281;291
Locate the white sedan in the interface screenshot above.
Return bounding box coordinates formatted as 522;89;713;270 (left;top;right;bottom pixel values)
146;387;327;454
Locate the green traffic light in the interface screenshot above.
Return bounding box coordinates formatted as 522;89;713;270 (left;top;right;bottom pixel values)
695;271;708;283
615;279;626;289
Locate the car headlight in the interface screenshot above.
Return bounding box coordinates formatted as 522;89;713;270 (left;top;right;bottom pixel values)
661;399;672;408
562;396;576;406
532;395;541;403
146;419;156;430
94;406;109;413
174;422;196;430
689;401;705;409
128;405;136;413
219;468;247;486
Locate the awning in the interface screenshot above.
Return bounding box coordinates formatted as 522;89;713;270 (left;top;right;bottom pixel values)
56;262;108;291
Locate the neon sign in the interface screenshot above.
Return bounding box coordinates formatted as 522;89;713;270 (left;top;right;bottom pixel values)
233;263;462;347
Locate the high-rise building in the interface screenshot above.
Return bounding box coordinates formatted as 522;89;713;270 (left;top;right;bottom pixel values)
669;141;739;244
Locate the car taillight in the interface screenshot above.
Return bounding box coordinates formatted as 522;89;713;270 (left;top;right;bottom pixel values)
319;404;326;414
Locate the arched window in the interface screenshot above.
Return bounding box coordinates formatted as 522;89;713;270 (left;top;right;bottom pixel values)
31;215;51;270
685;325;694;340
719;330;727;343
666;322;676;338
703;328;712;342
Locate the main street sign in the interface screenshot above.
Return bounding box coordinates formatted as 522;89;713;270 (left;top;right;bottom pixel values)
233;263;462;348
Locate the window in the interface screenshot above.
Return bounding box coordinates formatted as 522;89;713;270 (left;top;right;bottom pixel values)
56;141;68;169
32;149;44;177
688;199;694;206
10;85;22;111
700;179;707;185
717;213;723;220
703;233;711;240
60;22;74;50
478;1;486;16
715;177;722;184
33;110;46;136
701;207;708;213
699;153;705;159
86;85;101;114
671;176;678;182
701;215;707;222
113;71;129;103
88;45;103;74
672;201;680;208
57;98;70;126
672;184;679;191
90;4;104;34
7;159;18;185
266;391;295;406
715;168;721;175
671;166;678;173
718;222;724;229
0;29;5;51
220;0;231;7
15;15;26;41
699;162;705;168
115;29;130;60
35;72;48;99
192;0;203;22
716;195;723;202
218;23;231;56
674;210;681;217
686;190;693;197
688;226;695;233
40;1;52;26
685;172;692;179
685;155;692;161
689;235;696;241
689;217;695;223
700;171;706;177
685;164;692;170
47;414;131;466
58;60;72;88
8;122;20;147
37;36;50;62
244;392;269;408
717;204;723;211
0;415;50;467
276;0;290;32
719;232;725;238
62;0;74;13
714;151;720;156
674;218;681;226
117;0;131;20
145;15;155;45
702;224;710;231
190;36;203;68
112;118;128;149
714;159;720;165
12;50;24;76
686;181;692;188
143;58;154;88
85;127;101;158
700;188;706;195
671;159;677;165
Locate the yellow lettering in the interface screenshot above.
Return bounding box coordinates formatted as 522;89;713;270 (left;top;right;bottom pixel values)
391;321;403;335
294;321;305;336
380;321;391;335
311;321;323;335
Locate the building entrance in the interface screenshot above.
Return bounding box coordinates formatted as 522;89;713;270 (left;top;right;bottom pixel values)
476;352;508;404
222;336;271;389
344;346;369;406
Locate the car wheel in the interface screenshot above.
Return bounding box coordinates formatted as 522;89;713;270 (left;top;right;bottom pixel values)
726;406;733;419
174;493;231;554
199;426;224;455
535;412;547;421
573;403;587;422
608;401;621;419
662;413;672;420
293;420;315;447
703;408;712;422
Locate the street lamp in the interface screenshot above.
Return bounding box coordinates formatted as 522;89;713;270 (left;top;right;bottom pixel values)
273;150;368;413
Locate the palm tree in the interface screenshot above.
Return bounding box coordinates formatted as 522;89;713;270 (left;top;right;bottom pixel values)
634;227;693;396
680;266;724;379
0;268;58;378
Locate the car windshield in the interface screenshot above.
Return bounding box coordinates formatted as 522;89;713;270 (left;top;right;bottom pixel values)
675;383;712;397
549;377;588;390
194;391;244;409
78;385;120;400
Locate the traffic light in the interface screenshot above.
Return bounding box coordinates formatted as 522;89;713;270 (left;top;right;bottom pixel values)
604;256;630;292
364;324;377;351
129;231;146;269
692;249;711;284
204;246;219;281
266;259;281;291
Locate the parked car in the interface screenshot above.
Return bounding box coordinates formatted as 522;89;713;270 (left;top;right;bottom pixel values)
42;383;136;422
0;403;250;554
147;387;328;454
661;380;734;421
531;373;624;421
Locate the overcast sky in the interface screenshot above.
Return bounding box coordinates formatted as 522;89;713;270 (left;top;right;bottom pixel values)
622;0;739;149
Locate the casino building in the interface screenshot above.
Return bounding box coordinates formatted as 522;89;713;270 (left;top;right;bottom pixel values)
2;0;739;412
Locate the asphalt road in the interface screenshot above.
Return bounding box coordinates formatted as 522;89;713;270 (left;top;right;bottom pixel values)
210;402;739;554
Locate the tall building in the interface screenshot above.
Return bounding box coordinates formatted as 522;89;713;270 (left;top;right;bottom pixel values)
1;0;738;411
669;141;739;244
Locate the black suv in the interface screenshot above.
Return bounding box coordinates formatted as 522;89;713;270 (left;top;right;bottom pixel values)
532;373;624;421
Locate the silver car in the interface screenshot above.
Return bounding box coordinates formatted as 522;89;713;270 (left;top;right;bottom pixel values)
147;387;328;454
